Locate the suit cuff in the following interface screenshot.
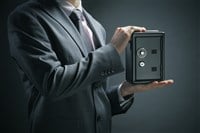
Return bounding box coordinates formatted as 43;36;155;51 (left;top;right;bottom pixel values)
117;84;134;106
108;85;134;116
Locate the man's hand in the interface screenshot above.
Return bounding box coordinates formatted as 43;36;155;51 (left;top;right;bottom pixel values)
110;26;173;97
111;26;146;54
120;80;174;97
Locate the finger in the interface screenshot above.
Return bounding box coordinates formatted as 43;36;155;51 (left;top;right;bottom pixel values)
129;27;135;34
152;80;174;88
159;80;174;85
116;27;122;34
147;81;159;88
145;80;171;89
166;79;174;84
122;26;134;34
131;26;146;32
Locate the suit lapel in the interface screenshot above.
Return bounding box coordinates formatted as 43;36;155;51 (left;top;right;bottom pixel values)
36;0;105;55
83;9;105;47
39;1;88;57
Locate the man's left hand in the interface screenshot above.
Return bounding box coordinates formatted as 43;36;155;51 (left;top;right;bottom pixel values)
120;80;174;97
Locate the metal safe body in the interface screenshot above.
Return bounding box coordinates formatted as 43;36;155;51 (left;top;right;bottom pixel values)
126;31;165;84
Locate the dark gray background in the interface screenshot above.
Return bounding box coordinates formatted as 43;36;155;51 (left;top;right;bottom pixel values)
198;0;200;131
0;0;199;133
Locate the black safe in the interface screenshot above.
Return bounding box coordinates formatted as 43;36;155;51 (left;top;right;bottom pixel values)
126;30;165;84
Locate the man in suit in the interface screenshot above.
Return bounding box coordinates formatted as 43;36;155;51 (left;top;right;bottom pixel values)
7;0;173;133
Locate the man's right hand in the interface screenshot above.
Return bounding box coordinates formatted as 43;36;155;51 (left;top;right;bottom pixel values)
111;26;146;54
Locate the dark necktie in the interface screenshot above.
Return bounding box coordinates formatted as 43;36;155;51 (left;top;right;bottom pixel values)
69;9;94;53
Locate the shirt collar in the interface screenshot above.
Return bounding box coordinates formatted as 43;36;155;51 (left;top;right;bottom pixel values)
59;0;83;16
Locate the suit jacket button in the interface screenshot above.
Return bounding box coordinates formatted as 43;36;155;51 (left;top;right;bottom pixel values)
107;71;111;75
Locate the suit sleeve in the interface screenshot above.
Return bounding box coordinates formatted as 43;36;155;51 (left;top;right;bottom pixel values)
92;18;134;116
105;85;134;116
7;9;124;100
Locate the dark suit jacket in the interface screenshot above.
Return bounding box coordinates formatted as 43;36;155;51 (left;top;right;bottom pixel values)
7;0;133;133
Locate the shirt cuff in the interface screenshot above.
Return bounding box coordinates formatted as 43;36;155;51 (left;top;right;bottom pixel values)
118;84;134;106
118;83;125;102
